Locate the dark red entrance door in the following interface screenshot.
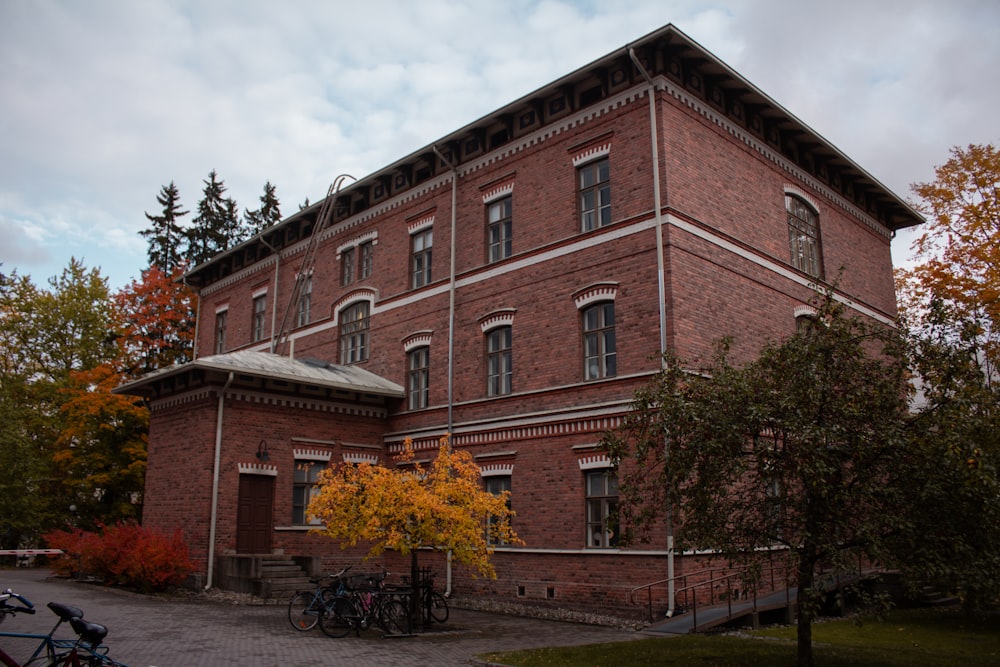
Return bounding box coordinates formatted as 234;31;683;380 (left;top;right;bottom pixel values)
236;474;274;554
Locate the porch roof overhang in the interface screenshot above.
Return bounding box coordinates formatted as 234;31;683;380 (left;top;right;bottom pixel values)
113;350;405;403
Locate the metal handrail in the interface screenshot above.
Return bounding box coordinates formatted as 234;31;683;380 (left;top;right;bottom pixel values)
629;563;792;624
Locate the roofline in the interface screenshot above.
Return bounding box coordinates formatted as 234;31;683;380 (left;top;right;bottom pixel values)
184;23;922;286
114;355;405;400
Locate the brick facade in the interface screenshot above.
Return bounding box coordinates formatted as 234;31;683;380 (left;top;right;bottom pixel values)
121;24;919;617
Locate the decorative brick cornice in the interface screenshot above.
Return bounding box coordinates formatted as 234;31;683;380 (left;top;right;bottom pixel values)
336;230;379;258
571;142;612;167
293;448;332;461
238;462;278;476
479;309;516;333
480;463;514;477
783;185;820;213
573;282;619;310
577;454;612;470
387;413;625;453
227;389;388;418
402;331;433;352
482;181;514;204
793;305;817;319
344;452;379;465
661;77;891;239
407;214;435;234
148;389;213;412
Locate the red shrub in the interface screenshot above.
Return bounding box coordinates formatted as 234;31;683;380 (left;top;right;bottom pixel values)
43;522;194;593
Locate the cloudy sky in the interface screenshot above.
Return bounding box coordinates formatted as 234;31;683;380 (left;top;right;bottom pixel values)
2;0;997;289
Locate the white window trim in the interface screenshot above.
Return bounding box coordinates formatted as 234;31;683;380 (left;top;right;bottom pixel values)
403;331;433;353
407;215;435;235
483;182;514;204
784;185;821;214
336;231;379;259
578;454;612;470
479;309;516;333
572;143;612;167
343;452;379;465
293;448;331;462
480;463;514;477
238;462;278;476
573;282;619;311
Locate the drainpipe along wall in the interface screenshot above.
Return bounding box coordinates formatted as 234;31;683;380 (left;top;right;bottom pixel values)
433;144;458;597
629;46;675;617
205;371;234;590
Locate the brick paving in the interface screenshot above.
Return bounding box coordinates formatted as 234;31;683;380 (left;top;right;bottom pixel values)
1;569;643;666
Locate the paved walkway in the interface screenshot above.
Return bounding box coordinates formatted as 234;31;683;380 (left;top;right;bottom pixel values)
1;569;643;666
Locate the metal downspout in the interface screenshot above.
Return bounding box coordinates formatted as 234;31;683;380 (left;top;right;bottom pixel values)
433;144;458;597
205;371;234;590
629;47;675;617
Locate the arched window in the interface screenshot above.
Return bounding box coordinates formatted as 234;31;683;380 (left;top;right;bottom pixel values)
407;346;429;410
582;302;616;380
786;194;822;277
486;326;513;396
339;302;369;364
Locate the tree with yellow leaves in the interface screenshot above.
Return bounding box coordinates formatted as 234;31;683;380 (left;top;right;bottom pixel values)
308;435;520;599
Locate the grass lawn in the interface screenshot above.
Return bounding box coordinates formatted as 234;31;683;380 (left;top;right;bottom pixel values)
477;606;1000;666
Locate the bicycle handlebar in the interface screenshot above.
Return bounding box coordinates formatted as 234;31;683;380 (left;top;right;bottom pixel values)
0;588;36;614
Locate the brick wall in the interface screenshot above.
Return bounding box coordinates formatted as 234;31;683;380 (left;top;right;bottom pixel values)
150;74;901;612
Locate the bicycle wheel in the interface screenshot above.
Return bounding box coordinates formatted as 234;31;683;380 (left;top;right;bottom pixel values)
427;592;449;624
377;598;409;635
287;591;321;631
318;595;355;639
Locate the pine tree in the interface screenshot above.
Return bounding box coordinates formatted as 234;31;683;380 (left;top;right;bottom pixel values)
140;182;188;274
186;170;241;266
244;181;282;236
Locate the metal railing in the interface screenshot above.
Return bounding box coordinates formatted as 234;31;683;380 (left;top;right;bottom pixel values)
629;563;792;626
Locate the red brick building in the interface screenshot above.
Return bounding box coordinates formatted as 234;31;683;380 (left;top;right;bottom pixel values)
118;24;921;616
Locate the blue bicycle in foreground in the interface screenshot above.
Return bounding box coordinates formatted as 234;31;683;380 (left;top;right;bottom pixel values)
0;589;128;667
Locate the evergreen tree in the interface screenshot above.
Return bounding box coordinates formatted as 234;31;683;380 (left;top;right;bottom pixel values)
140;182;188;275
185;170;241;266
244;181;282;236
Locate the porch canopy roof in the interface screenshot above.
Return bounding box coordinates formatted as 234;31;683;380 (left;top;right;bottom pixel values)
114;350;405;403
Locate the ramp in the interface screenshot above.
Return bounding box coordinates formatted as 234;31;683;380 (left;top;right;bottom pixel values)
644;587;796;634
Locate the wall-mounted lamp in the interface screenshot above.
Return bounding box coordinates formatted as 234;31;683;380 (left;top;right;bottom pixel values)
256;440;270;462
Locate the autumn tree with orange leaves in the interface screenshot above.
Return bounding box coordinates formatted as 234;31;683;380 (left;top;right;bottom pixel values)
896;143;1000;382
114;265;196;375
308;435;520;609
893;143;1000;614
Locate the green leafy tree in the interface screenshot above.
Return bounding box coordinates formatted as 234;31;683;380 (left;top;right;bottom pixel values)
894;298;1000;614
602;294;911;667
0;261;120;546
140;181;189;274
244;180;282;235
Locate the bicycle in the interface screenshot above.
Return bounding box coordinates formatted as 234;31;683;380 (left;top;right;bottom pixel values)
0;588;83;667
318;568;409;638
55;617;129;666
287;566;351;631
405;572;448;625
